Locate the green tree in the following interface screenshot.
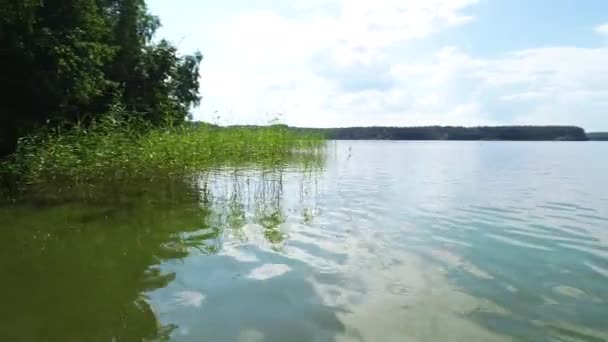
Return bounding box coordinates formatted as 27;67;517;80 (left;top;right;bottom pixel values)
0;0;202;156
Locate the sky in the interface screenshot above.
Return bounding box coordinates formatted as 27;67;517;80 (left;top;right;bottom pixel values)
147;0;608;130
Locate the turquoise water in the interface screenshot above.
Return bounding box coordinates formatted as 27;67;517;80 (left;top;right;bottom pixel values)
1;141;608;341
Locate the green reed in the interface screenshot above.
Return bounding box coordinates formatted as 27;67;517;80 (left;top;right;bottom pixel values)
0;109;324;197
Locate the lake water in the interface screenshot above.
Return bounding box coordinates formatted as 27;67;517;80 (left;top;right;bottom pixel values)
2;141;608;341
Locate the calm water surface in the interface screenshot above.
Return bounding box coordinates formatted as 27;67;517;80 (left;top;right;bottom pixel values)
2;141;608;341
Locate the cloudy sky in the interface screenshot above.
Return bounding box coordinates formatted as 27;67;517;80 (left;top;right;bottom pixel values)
147;0;608;130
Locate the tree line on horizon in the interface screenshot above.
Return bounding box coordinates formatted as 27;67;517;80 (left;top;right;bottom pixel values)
587;132;608;141
283;125;590;141
0;0;203;157
196;123;590;141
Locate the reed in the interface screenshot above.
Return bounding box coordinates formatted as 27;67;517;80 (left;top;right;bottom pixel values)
0;109;324;197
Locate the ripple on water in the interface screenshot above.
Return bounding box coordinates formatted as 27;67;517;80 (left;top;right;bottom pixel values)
527;223;591;240
152;144;608;341
222;246;259;263
545;201;598;213
584;262;608;279
556;243;608;260
283;245;343;272
552;285;589;299
237;329;265;342
537;204;578;212
173;291;205;308
575;213;608;223
457;207;527;225
246;264;291;281
545;213;589;225
469;205;522;215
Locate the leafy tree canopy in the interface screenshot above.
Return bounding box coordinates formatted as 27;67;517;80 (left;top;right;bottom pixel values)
0;0;203;156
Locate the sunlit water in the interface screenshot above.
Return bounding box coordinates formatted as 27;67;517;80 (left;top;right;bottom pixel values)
2;141;608;342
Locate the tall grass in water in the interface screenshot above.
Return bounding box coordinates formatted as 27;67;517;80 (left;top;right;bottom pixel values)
0;109;324;197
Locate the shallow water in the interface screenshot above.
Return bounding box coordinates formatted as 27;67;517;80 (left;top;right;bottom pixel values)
1;141;608;342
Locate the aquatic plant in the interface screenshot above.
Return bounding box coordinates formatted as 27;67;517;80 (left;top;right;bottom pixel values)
0;108;324;198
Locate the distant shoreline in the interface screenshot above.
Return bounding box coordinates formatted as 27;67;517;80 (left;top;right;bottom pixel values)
587;132;608;141
206;124;590;141
194;123;608;141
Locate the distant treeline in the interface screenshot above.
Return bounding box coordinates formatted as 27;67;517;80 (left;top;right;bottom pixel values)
194;124;589;141
587;132;608;141
283;125;588;141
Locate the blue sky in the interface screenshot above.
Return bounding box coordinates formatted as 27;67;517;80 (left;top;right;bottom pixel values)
147;0;608;130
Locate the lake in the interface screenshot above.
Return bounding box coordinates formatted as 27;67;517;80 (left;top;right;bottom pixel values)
1;141;608;342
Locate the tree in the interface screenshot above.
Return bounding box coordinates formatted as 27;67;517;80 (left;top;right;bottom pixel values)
0;0;202;156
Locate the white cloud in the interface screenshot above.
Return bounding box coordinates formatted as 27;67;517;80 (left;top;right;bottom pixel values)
194;0;480;126
387;46;608;128
595;23;608;36
331;0;478;49
306;45;608;128
156;0;608;130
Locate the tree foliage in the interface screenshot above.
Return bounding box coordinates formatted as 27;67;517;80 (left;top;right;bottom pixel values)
0;0;202;156
587;132;608;141
292;126;589;141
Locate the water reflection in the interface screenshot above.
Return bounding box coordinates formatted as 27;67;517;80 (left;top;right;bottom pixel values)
417;203;608;342
0;180;212;340
0;165;343;341
2;142;608;341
